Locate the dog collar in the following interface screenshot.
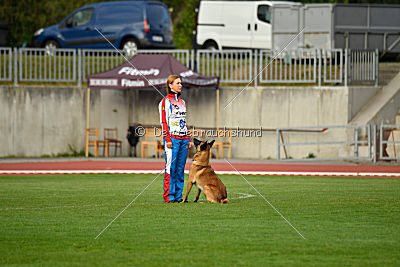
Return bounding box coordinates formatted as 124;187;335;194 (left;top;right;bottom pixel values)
191;161;210;167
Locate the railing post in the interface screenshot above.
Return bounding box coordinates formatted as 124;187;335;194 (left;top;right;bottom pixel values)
375;48;379;86
78;49;81;86
379;125;383;160
367;124;371;160
318;49;322;87
373;124;377;163
354;126;359;158
276;129;280;160
13;48;18;86
196;50;200;75
190;49;194;71
254;49;258;87
344;48;348;86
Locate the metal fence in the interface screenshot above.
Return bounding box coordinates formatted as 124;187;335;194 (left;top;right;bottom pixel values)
348;49;379;86
323;49;344;84
18;48;76;83
276;124;372;161
196;50;253;83
0;47;12;81
259;49;318;84
0;47;379;86
377;124;400;161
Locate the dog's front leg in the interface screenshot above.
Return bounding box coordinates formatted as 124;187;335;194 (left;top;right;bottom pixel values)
194;188;202;202
182;179;194;203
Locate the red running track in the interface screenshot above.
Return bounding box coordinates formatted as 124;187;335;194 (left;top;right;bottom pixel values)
0;160;400;177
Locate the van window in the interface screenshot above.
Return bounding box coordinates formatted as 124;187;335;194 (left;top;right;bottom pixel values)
98;5;143;24
146;4;170;25
257;5;271;24
67;8;94;27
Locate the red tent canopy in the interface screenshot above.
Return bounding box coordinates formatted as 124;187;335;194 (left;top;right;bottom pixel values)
87;54;219;89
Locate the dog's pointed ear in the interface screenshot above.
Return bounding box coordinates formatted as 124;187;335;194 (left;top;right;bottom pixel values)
193;138;201;147
208;140;215;148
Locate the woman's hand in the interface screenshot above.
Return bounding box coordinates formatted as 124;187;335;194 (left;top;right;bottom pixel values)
166;142;173;149
188;142;194;148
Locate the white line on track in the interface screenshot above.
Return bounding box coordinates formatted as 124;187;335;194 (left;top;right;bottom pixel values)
1;170;400;177
0;204;104;211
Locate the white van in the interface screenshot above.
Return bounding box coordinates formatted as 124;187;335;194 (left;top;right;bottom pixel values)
195;0;300;50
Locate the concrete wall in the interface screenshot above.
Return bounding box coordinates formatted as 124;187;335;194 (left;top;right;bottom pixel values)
348;86;381;122
0;86;87;157
0;84;384;159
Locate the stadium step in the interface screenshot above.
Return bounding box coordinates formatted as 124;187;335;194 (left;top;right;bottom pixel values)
378;62;400;86
350;71;400;125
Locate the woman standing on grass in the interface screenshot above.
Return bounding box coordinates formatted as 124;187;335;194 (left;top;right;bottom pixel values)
159;75;193;203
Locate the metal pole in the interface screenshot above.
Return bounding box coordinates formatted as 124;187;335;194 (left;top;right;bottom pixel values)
354;126;359;158
379;125;383;160
78;49;81;86
254;50;257;87
276;129;280;160
344;49;348;86
373;124;377;163
367;124;371;160
216;87;220;130
318;49;322;87
375;48;379;87
85;87;91;158
13;48;18;86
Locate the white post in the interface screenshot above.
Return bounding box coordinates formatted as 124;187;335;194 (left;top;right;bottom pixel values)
85;87;91;158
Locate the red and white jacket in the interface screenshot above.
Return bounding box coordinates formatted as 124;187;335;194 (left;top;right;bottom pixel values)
159;92;190;143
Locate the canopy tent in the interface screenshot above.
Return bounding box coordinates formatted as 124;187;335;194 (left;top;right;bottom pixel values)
85;54;220;157
87;54;219;90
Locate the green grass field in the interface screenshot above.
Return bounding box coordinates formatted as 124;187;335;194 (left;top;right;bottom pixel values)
0;174;399;266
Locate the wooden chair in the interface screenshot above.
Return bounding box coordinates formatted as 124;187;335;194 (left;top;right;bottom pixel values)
213;128;232;159
85;128;108;157
141;127;164;158
104;128;122;156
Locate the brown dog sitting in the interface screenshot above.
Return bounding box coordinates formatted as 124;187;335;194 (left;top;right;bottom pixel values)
182;138;230;203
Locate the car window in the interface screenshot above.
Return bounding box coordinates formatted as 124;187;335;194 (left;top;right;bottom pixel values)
98;5;143;24
257;5;271;24
146;4;170;25
67;8;94;27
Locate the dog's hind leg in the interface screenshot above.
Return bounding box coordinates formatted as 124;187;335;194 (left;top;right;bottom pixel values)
194;188;202;202
203;186;218;203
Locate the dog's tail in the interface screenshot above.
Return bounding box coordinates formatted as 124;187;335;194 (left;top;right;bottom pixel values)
220;198;231;204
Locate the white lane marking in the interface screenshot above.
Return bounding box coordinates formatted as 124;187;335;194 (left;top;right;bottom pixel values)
1;170;400;177
0;204;104;211
232;193;257;200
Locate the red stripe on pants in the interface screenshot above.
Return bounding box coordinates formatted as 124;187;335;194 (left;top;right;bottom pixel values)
163;172;170;203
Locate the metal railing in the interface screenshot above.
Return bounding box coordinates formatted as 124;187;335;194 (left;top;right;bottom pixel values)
0;47;379;86
259;49;318;84
378;124;400;161
18;48;76;82
0;47;12;81
81;49;127;83
323;49;343;84
348;49;378;86
276;124;372;161
196;50;253;83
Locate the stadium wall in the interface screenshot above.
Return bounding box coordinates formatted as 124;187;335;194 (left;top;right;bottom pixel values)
0;85;382;159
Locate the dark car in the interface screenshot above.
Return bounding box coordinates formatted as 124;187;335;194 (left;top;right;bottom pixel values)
31;1;174;56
